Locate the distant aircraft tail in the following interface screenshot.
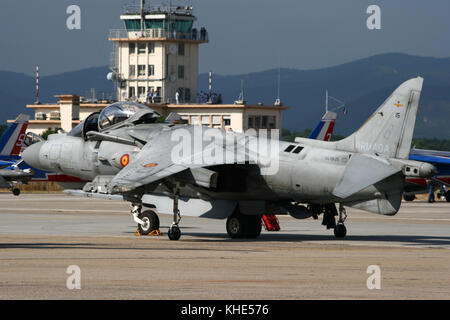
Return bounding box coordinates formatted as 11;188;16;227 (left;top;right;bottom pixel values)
308;111;337;141
0;114;29;156
336;77;423;159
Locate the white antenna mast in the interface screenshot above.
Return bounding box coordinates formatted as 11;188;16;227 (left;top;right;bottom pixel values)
140;0;145;34
274;53;282;106
234;79;246;105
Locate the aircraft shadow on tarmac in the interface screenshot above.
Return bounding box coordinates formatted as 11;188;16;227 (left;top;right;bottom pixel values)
181;232;450;247
0;242;250;252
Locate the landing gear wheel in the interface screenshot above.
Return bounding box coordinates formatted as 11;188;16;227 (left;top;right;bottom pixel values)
333;204;347;238
226;214;246;239
12;188;20;196
446;191;450;203
403;194;416;202
226;213;262;239
168;225;181;241
334;224;347;238
137;210;160;235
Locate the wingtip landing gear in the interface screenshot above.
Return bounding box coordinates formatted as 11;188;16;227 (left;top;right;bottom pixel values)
168;181;182;241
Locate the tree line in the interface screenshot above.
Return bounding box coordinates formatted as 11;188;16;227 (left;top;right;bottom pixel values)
281;128;450;151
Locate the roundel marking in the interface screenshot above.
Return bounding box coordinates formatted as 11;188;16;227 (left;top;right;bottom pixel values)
120;154;130;167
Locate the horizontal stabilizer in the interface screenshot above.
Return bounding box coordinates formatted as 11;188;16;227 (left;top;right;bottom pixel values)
332;154;400;199
344;191;403;216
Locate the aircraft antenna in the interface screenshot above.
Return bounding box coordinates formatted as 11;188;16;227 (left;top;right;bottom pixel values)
326;91;346;113
35;65;40;104
274;67;282;106
234;79;246;105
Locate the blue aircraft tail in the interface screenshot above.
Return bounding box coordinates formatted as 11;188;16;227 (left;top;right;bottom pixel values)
0;114;29;156
308;111;337;141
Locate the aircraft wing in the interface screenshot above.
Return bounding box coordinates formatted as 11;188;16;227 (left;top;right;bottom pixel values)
409;154;450;166
109;128;261;192
332;154;401;199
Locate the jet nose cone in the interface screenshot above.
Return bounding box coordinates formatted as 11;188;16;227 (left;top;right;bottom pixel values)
22;142;43;169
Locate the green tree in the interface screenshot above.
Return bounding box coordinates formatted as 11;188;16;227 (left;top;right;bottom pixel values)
41;128;60;140
0;124;7;137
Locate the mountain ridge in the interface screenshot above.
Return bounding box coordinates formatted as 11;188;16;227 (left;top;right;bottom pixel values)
1;53;449;138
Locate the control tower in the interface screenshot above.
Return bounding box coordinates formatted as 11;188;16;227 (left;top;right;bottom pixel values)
109;0;208;104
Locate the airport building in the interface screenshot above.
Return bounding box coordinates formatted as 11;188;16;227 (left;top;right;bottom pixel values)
12;3;288;135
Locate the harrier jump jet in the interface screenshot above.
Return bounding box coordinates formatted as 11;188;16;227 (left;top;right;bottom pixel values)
23;77;436;240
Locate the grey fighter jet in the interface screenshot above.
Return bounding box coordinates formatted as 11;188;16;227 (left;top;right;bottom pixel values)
23;78;436;240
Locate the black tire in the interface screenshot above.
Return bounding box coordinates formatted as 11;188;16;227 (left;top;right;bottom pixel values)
403;194;415;202
334;224;347;238
244;215;262;239
137;210;160;235
12;188;20;196
226;212;262;239
168;226;181;240
226;213;247;239
446;191;450;203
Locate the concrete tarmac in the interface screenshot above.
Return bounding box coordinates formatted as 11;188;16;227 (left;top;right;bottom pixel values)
0;193;449;299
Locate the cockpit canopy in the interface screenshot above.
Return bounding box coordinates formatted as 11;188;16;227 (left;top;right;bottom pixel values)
98;101;152;131
68;101;161;139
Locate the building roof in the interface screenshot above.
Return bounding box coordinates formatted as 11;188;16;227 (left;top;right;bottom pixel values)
147;103;290;111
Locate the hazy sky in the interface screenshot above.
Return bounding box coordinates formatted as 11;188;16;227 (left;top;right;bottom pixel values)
2;0;450;76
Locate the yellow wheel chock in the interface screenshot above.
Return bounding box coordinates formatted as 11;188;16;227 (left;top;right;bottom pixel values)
134;229;163;236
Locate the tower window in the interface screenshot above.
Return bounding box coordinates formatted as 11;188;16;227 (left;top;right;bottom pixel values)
178;43;185;56
138;43;146;54
138;65;146;76
178;65;185;79
185;88;191;102
129;43;136;54
148;65;155;76
129;65;136;77
148;42;155;54
138;86;146;97
223;116;231;126
269;116;276;129
262;116;268;128
129;87;136;98
248;117;254;128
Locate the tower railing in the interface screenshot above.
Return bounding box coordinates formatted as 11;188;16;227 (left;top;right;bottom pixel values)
109;28;208;41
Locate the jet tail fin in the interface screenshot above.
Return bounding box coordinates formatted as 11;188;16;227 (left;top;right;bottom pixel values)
336;77;423;159
0;114;30;156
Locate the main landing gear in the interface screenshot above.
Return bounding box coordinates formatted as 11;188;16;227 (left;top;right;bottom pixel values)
334;204;347;238
321;203;347;238
226;210;262;239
